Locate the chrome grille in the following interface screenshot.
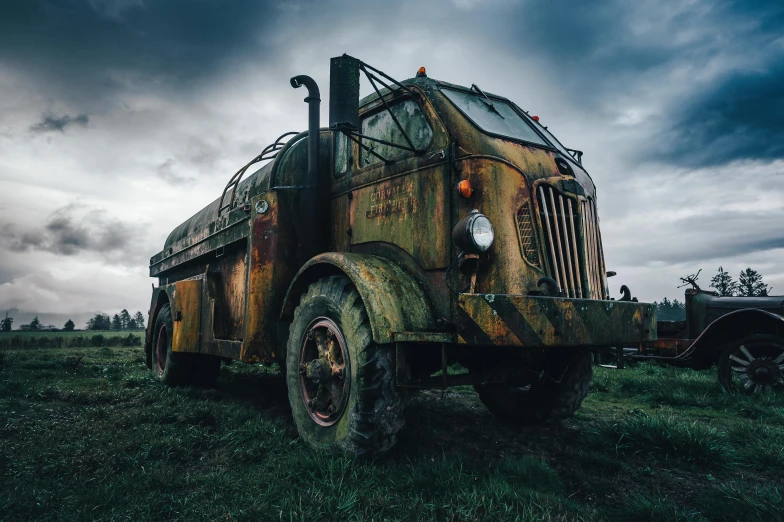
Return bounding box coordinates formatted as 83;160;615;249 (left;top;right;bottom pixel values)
515;203;541;268
537;186;607;299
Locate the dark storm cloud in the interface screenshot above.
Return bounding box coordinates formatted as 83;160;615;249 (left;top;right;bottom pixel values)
30;113;89;133
460;0;784;166
653;62;784;167
0;0;281;102
4;205;140;258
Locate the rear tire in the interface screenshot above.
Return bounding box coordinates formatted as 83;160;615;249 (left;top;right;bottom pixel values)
286;276;404;458
473;349;592;424
151;303;220;386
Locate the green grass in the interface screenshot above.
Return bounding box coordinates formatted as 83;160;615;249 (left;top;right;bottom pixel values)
0;330;143;350
0;330;143;338
1;346;782;521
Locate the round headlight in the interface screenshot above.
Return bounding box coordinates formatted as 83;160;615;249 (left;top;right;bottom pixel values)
452;210;495;253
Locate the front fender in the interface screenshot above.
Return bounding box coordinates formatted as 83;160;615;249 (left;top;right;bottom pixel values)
680;309;784;369
281;253;436;344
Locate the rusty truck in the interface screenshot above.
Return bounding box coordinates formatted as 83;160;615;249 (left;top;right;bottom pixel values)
145;55;656;457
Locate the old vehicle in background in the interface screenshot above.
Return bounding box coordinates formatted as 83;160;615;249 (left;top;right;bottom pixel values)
626;276;784;393
145;55;656;457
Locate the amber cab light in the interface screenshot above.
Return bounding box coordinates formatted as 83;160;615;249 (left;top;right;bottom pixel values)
457;179;473;198
532;115;540;122
416;66;427;77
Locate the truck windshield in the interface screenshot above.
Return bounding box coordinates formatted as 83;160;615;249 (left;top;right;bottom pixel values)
441;87;547;147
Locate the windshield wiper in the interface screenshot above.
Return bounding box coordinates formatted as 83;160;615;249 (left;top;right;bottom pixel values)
471;83;504;119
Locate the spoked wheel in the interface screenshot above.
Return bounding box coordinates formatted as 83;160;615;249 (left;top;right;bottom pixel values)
718;335;784;394
298;318;350;426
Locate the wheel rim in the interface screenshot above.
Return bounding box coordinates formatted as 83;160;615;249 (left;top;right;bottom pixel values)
725;340;784;393
298;317;350;426
155;323;168;375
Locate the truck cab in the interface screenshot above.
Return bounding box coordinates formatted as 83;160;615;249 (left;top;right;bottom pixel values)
145;55;656;457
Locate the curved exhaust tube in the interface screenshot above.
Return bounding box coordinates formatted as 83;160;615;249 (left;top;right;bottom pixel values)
290;74;325;260
290;75;320;189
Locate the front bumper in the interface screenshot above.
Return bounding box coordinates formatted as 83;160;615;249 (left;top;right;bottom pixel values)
457;293;656;347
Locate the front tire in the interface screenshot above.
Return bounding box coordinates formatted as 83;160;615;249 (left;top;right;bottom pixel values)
473;349;592;424
286;276;404;458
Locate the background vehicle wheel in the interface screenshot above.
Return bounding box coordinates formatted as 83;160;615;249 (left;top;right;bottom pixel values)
286;275;404;458
473;349;592;425
151;303;220;386
717;335;784;394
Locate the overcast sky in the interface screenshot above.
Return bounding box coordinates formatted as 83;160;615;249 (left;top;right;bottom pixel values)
1;0;782;328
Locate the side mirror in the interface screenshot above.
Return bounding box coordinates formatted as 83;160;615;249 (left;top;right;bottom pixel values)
329;54;360;131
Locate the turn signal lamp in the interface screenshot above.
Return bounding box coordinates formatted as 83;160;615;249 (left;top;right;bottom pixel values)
416;66;427;77
457;179;473;198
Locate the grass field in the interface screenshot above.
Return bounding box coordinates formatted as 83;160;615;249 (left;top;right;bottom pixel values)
1;333;782;521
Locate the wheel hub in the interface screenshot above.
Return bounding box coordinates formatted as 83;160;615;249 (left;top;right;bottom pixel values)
747;360;780;386
299;318;349;426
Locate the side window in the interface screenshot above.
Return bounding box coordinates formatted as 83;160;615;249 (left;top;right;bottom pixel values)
360;99;433;167
334;132;350;178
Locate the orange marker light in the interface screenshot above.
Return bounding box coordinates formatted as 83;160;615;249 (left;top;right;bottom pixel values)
532;115;540;122
416;66;427;77
457;179;473;198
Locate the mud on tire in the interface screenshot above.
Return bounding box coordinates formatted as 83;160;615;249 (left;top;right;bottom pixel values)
474;349;592;425
286;275;404;458
151;303;220;386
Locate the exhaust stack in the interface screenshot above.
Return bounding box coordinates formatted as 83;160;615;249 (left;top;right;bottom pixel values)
290;75;321;189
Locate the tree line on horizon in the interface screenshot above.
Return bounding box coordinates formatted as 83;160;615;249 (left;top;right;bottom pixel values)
653;266;772;321
0;310;146;332
0;268;773;332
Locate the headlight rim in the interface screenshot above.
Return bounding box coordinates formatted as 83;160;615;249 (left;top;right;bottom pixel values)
452;210;495;253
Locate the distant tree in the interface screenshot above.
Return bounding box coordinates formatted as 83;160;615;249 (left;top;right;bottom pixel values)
710;266;738;297
654;298;686;321
0;313;12;332
86;313;111;331
111;314;122;330
738;268;771;297
133;311;145;330
120;309;131;330
28;316;41;331
128;318;137;329
64;319;75;331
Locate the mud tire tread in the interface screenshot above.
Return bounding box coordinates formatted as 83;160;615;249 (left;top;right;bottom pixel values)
286;276;404;458
475;350;592;425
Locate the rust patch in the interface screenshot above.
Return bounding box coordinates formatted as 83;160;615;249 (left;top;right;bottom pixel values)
171;278;202;353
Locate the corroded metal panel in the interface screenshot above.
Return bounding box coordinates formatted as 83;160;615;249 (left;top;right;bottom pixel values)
351;171;449;269
243;191;297;362
171;278;202;353
457;294;656;347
